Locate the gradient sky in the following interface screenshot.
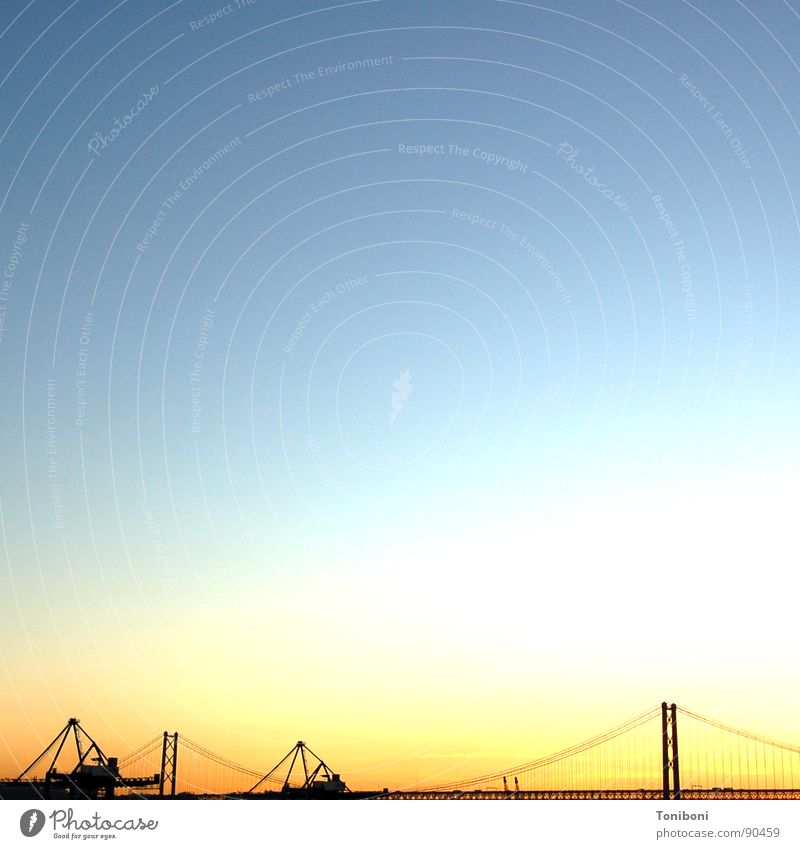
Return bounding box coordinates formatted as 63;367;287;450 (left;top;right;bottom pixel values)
1;0;799;789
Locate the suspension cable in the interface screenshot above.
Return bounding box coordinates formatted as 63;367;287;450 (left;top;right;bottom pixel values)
179;735;272;779
678;708;800;754
117;735;164;767
426;705;662;790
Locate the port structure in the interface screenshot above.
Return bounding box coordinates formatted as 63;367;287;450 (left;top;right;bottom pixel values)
9;717;159;799
247;740;348;795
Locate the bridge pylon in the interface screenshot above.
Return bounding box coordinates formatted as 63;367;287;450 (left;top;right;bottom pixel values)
661;702;680;800
159;732;178;797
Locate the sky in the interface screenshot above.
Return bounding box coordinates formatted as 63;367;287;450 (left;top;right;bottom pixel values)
1;0;799;790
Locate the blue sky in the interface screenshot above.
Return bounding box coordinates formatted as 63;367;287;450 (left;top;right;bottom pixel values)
1;0;799;768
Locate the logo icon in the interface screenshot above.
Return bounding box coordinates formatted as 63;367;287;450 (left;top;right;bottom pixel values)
19;809;45;837
390;369;413;425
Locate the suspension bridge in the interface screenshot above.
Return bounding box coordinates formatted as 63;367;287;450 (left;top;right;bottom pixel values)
2;703;799;800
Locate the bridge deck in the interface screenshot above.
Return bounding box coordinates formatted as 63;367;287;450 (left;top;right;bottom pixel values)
383;789;800;800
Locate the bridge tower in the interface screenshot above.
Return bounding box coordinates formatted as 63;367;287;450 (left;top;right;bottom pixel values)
661;702;680;799
159;732;178;797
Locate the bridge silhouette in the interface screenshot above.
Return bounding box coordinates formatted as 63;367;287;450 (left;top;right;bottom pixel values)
2;703;799;800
